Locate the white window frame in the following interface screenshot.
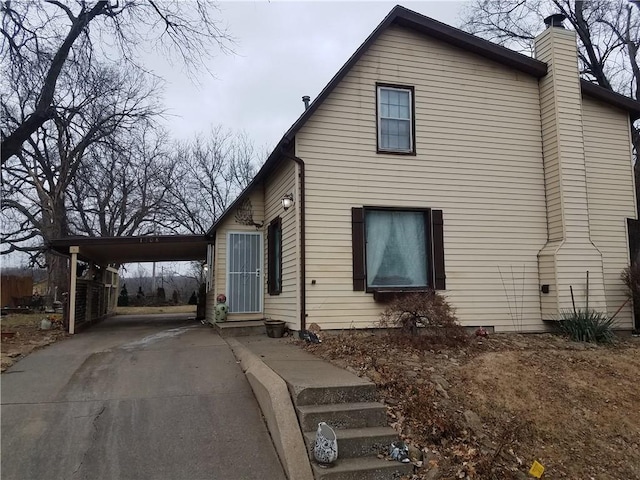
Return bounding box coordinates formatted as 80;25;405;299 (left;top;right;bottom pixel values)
377;85;414;154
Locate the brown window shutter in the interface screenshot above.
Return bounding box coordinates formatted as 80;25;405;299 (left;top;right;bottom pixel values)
352;207;365;291
267;221;274;292
432;209;446;290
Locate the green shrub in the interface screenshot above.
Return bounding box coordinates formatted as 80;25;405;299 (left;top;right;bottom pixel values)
557;309;615;343
117;285;129;307
188;291;198;305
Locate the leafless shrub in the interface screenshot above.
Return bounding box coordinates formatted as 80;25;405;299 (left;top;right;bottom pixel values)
621;264;640;299
378;291;469;348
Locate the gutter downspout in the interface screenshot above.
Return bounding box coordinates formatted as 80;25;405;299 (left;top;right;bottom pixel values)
280;147;306;332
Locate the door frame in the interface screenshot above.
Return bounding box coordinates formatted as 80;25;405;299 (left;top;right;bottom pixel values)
226;231;263;314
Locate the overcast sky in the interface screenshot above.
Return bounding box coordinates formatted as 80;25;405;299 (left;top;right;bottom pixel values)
6;1;466;272
152;1;465;151
121;1;466;278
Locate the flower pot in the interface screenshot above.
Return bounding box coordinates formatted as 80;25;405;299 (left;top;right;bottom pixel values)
264;320;286;338
314;422;338;467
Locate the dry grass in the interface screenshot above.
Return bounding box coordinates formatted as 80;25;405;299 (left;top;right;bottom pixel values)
1;312;48;329
304;331;640;479
1;312;67;372
115;305;196;315
453;342;640;479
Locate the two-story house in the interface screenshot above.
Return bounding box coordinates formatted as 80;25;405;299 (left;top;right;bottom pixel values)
205;6;640;333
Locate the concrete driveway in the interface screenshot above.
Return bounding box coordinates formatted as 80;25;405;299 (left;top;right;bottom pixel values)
1;314;286;480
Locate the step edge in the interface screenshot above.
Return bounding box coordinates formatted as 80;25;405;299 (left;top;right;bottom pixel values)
297;402;386;413
311;458;412;469
310;457;413;474
304;426;397;439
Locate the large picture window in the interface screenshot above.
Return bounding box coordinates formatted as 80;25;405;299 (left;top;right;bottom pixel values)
365;210;427;288
267;217;282;295
377;84;414;154
351;207;446;293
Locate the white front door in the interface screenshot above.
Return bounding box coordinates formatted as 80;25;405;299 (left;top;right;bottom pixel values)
227;232;262;313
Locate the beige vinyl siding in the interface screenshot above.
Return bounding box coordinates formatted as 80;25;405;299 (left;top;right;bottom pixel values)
535;27;607;314
296;25;548;331
205;289;217;323
213;187;265;321
583;97;636;328
536;28;591;241
263;158;299;327
538;248;560;317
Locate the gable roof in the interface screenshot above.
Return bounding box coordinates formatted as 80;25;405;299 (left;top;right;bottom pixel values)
207;4;640;236
580;80;640;119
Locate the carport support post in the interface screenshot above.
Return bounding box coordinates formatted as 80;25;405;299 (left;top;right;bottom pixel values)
68;246;79;334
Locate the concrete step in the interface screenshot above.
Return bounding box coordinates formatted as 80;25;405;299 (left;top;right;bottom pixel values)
214;320;265;337
294;384;378;406
310;456;413;480
297;402;388;431
304;426;398;459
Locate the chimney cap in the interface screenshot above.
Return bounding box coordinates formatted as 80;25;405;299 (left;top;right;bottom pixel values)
302;95;311;111
544;13;567;29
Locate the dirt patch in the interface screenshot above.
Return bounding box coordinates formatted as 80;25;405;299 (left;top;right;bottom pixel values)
303;332;640;480
1;313;68;372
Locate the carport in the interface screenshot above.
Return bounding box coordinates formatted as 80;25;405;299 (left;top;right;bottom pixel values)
50;235;211;334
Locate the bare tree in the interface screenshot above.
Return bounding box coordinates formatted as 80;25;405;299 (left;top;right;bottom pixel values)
461;1;638;96
1;60;161;292
1;0;232;164
67;124;171;237
461;0;640;203
162;128;261;234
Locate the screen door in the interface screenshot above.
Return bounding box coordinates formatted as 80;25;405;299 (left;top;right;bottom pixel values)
227;232;262;313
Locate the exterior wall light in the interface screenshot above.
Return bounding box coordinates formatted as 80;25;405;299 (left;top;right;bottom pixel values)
282;194;295;211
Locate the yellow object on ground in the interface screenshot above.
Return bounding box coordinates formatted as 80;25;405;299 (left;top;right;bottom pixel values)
529;460;545;478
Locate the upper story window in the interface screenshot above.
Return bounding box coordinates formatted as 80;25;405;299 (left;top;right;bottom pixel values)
377;84;415;154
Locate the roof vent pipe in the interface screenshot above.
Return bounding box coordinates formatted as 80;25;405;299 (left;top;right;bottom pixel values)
302;95;311;110
544;13;566;29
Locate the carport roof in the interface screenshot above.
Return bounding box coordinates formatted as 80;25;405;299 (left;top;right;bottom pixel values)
50;235;210;264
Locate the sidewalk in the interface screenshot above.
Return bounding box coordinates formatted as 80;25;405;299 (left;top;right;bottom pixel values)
235;335;374;396
229;334;378;477
230;335;413;480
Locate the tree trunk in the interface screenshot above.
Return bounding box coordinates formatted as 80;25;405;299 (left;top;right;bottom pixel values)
41;192;71;301
46;252;69;303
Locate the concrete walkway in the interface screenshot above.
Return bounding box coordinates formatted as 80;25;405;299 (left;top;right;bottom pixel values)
1;314;286;480
230;335;379;479
236;335;373;396
233;335;412;480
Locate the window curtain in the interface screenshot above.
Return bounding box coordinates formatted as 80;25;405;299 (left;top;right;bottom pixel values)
366;211;427;287
365;211;392;286
394;212;427;286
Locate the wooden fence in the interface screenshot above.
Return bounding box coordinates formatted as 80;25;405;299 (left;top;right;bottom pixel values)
1;275;33;308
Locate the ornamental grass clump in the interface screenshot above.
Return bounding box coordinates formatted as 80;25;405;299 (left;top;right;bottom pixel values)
557;309;615;344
